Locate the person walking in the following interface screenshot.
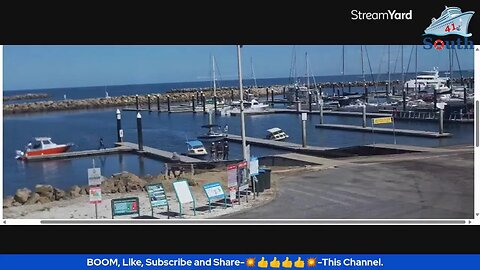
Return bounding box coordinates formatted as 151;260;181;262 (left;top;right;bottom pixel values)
98;137;106;150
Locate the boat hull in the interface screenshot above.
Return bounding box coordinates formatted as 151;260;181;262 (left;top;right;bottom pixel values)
25;145;71;157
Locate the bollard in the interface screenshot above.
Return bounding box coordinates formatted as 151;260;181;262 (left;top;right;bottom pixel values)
295;87;299;102
136;112;143;151
348;83;352;93
116;109;123;143
202;92;206;112
213;95;217;114
156;95;160;111
439;108;444;134
308;91;312;112
296;101;301;112
266;88;269;102
364;86;369;103
147;94;151;111
433;89;437;110
301;113;307;148
196;91;200;104
362;105;367;128
167;95;171;113
464;86;468;113
402;89;407;111
230;89;234;102
283;86;286;98
192;95;196;113
271;88;274;107
392;86;395;96
135;94;139;110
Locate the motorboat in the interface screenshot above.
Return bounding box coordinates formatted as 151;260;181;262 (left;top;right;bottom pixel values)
15;137;73;160
265;128;289;141
424;6;475;37
197;111;228;142
185;140;208;156
222;99;269;115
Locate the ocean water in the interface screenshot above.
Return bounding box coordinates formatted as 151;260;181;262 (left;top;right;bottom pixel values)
3;108;473;195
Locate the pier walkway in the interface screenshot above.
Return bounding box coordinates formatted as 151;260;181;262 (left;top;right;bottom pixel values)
116;142;204;163
315;124;451;138
25;146;134;161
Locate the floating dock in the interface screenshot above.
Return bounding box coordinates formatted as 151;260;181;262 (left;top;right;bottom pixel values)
226;134;332;155
116;142;204;163
25;146;134;161
315;124;452;138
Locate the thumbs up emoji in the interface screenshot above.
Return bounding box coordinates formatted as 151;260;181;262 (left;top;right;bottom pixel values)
258;257;268;268
270;257;280;268
282;257;293;268
294;257;305;268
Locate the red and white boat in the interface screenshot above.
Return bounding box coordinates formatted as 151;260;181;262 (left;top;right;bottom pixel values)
15;137;73;160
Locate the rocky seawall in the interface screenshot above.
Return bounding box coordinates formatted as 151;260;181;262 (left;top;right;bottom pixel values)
3;87;283;115
3;93;50;101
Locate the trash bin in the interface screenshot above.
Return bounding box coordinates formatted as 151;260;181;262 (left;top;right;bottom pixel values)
262;168;271;189
252;171;265;193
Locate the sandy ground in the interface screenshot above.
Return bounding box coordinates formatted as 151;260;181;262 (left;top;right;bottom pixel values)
3;166;295;219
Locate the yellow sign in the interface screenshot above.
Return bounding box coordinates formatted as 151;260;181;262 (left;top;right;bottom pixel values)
373;117;393;125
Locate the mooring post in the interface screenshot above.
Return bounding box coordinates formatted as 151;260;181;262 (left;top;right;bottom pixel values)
283;86;286;98
167;95;171;113
308;91;312;112
403;89;407;111
202;92;206;112
364;85;368;103
135;94;139;111
147;94;151;111
341;84;345;96
392;86;395;96
271;88;274;106
362;105;367;128
136;112;143;151
433;89;437;110
116;109;123;143
230;89;234;102
301;113;307;148
464;86;468;114
213;95;217;114
319;98;324;125
156;95;160;111
266;88;269;103
192;95;196;113
439;108;444;134
333;84;336;96
296;100;301;112
348;82;352;93
196;91;200;104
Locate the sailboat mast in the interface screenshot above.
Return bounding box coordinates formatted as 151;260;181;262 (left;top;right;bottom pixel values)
236;45;247;162
449;48;453;89
387;45;391;95
401;45;404;85
342;45;345;79
414;45;418;91
361;45;365;85
305;52;309;88
212;55;217;97
250;57;258;88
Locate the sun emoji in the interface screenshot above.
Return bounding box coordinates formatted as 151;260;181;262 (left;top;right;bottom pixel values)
246;257;256;267
307;258;317;267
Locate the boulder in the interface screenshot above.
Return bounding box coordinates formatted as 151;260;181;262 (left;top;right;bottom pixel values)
112;172;147;192
35;184;54;200
37;196;52;204
14;188;32;204
79;186;88;195
24;193;40;205
3;196;14;208
54;188;66;200
117;184;127;193
100;179;116;193
69;185;81;198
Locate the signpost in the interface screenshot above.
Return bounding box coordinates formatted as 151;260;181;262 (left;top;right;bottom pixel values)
87;167;102;186
146;183;169;218
173;180;196;216
88;159;103;219
227;164;238;205
249;157;259;198
111;197;140;219
371;116;395;145
203;182;227;212
89;187;102;219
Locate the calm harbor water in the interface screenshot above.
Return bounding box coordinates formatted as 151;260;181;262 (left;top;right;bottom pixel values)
3;107;473;195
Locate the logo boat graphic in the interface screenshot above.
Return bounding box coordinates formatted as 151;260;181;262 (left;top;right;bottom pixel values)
424;6;474;37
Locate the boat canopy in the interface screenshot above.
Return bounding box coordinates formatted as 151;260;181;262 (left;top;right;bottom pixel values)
34;137;52;141
186;140;204;147
267;128;282;133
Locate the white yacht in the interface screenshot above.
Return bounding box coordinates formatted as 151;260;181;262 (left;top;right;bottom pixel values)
222;99;269;115
265;128;289;141
404;69;449;92
424;6;474;37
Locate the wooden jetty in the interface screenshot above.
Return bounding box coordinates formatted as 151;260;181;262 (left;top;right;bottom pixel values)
116;142;204;163
315;124;452;138
226;134;332;154
25;146;134;161
229;108;391;117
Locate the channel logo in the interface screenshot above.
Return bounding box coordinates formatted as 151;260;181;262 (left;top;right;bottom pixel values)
422;6;474;50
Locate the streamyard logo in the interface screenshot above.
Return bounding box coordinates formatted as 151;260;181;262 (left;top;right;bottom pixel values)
423;6;474;50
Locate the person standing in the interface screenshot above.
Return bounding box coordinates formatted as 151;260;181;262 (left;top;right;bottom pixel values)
98;137;106;150
223;140;229;160
210;142;216;160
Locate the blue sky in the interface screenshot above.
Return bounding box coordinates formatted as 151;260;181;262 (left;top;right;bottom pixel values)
3;45;474;90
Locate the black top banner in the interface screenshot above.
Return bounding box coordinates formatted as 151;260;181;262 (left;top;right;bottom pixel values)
0;0;478;44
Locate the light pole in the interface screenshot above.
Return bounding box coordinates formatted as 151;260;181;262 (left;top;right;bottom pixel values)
237;45;247;162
